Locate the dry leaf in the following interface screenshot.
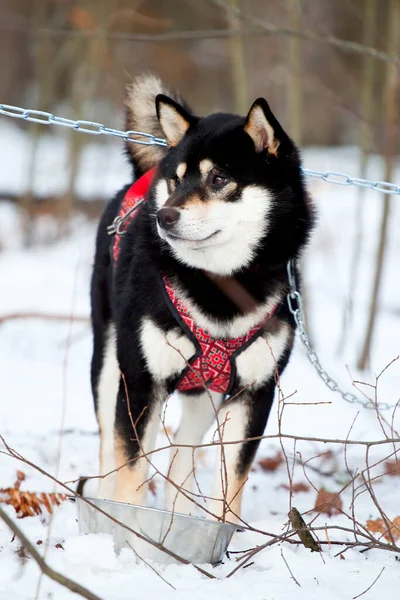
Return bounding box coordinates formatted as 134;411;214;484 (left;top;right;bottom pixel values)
15;471;25;490
280;482;310;493
320;450;334;462
313;488;342;516
366;517;400;541
385;460;400;476
0;472;67;518
258;452;283;472
148;480;157;497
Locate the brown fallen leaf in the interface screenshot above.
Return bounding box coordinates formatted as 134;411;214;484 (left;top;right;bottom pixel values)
258;452;283;472
366;517;400;541
15;471;25;490
289;507;321;552
0;485;67;519
148;479;157;497
320;450;334;462
385;460;400;477
313;488;342;516
280;482;310;493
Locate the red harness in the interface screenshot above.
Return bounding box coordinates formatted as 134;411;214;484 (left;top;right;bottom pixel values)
112;168;156;263
112;169;274;395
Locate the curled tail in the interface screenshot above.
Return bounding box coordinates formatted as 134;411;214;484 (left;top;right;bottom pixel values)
125;74;190;175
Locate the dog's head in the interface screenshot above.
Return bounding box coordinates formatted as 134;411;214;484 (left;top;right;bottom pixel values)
151;94;310;275
126;76;311;276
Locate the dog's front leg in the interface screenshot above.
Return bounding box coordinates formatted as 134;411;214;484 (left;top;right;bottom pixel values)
113;374;163;506
165;390;222;516
209;380;276;523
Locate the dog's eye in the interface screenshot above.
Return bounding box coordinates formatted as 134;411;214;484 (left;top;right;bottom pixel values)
170;175;180;191
210;170;230;187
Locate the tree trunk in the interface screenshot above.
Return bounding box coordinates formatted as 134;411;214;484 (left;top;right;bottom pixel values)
357;0;399;370
227;0;248;114
337;0;376;355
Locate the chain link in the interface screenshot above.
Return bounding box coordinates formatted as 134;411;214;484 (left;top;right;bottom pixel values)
0;104;168;147
1;103;400;194
0;103;398;408
301;168;400;195
286;260;397;411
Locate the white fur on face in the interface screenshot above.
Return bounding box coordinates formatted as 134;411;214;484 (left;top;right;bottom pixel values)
154;178;169;210
157;185;273;275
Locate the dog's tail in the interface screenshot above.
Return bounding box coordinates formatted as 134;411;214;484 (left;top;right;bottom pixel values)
125;74;188;175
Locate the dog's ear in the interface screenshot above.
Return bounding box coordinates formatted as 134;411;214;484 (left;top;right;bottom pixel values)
244;98;281;156
156;94;194;147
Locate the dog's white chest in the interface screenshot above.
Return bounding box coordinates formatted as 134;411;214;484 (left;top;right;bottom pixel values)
140;316;290;389
140;318;196;381
235;325;290;388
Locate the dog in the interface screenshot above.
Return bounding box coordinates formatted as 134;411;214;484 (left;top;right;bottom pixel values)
90;74;314;522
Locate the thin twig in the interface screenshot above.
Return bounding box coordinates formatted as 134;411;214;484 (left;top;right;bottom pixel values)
281;549;301;587
0;312;89;324
353;567;385;599
126;541;175;590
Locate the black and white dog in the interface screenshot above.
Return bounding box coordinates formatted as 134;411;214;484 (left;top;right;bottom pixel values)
90;74;314;522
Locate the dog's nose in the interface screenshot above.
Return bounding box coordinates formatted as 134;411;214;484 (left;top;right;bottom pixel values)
157;207;180;230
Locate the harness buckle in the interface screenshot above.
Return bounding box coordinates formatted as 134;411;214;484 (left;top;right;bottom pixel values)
106;217;120;236
107;199;145;237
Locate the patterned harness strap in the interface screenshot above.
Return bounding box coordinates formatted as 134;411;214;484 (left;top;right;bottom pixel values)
163;279;276;394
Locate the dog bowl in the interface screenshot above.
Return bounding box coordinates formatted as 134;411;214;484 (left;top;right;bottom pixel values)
74;497;239;565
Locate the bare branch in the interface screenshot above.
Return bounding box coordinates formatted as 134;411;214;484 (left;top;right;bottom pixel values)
0;20;397;65
0;506;103;600
0;312;89;324
209;0;399;65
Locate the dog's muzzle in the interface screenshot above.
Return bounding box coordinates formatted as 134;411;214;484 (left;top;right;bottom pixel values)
157;207;180;230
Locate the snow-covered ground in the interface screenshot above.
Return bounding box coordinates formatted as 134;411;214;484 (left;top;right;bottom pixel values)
0;122;399;599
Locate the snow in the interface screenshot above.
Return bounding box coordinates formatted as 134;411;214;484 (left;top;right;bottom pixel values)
0;121;400;599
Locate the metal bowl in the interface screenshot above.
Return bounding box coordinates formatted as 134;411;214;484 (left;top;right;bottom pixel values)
74;496;239;565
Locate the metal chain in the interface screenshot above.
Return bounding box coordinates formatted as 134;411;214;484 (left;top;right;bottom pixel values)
286;260;396;411
1;103;400;195
0;104;168;148
0;103;398;409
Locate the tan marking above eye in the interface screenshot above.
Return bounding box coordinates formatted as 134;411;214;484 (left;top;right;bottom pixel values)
182;193;204;207
176;162;187;180
199;159;215;179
